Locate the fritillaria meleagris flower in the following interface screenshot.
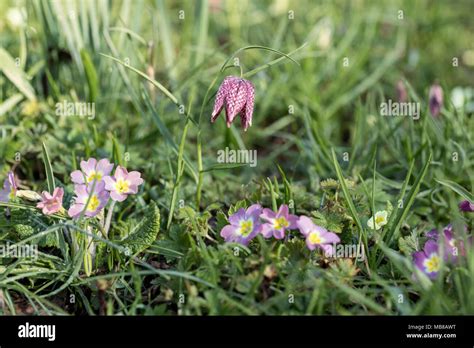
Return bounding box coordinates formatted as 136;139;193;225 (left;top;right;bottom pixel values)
429;83;443;117
396;80;407;103
211;76;255;131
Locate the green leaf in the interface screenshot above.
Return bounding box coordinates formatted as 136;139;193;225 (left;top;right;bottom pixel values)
13;223;35;239
331;149;365;236
200;163;248;173
435;179;473;203
80;49;98;102
41;142;55;193
0;48;36;101
142;88;198;183
112;135;123;167
119;202;160;254
276;164;293;207
7;209;58;248
385;153;432;247
167;121;191;230
0;93;24;116
228;200;248;216
325;275;387;314
386;160;414;231
398;231;419;256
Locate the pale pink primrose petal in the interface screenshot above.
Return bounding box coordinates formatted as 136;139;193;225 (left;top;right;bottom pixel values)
96;158;114;176
71;170;85;184
80;158;97;175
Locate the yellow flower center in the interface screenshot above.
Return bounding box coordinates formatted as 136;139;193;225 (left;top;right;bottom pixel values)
375;215;385;225
308;231;324;245
87;171;102;183
274;216;289;230
87;195;100;212
8;189;16;200
239;220;253;236
115;178;130;194
424;254;440;273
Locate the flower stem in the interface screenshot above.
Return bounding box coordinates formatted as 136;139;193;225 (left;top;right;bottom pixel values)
104;200;116;237
196;130;203;209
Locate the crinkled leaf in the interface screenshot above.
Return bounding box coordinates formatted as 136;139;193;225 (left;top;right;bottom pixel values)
119;202;160;254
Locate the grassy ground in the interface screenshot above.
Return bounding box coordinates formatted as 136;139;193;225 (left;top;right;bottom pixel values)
0;0;473;315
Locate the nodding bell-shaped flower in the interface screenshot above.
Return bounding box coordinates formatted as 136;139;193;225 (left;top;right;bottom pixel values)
211;76;255;131
396;80;407;103
429;83;443;117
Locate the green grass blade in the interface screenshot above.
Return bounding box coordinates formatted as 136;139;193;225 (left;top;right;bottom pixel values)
0;48;36;101
331;148;365;235
100;53;179;106
435;179;473;203
80;49;99;102
0;93;24;116
384;153;432;247
201;163;248;173
41;142;56;193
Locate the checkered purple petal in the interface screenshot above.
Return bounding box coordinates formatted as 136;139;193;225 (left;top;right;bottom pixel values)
240;80;255;131
211;76;235;123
